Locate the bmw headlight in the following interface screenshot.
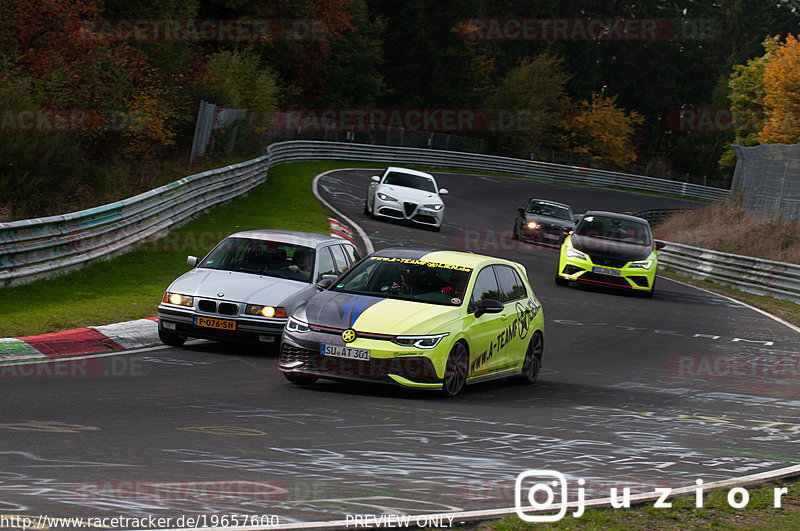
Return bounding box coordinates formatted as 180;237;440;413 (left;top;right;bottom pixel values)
286;316;311;332
163;292;193;307
566;246;587;260
629;260;653;270
424;203;443;211
246;305;288;318
391;333;449;349
377;193;397;202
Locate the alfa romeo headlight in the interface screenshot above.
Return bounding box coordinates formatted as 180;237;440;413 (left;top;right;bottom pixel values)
377;193;397;202
629;260;653;270
424;203;443;210
163;292;193;307
392;333;449;349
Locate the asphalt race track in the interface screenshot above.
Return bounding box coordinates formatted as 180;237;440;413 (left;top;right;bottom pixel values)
1;169;799;527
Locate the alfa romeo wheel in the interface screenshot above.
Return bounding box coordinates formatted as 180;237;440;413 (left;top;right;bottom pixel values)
442;342;468;397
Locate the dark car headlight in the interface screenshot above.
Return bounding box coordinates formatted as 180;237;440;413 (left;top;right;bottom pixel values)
286;316;311;332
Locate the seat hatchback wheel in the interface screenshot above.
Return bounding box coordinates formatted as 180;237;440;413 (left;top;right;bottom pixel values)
513;333;542;384
442;342;468;397
554;274;568;286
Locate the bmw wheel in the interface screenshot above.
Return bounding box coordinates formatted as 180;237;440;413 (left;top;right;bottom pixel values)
512;333;542;384
158;327;187;347
442;342;468;397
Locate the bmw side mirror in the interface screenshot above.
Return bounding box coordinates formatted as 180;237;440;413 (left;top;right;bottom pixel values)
371;175;380;183
474;299;504;318
655;240;667;250
187;256;198;267
439;188;448;196
316;274;338;291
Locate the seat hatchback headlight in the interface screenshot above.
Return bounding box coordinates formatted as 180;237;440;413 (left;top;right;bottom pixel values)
377;193;397;202
629;260;653;270
286;316;311;332
391;333;449;349
566;246;587;260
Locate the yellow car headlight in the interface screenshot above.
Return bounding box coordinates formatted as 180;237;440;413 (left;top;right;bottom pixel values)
566;246;587;260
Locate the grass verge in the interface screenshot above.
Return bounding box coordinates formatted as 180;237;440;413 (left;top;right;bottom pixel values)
0;161;344;337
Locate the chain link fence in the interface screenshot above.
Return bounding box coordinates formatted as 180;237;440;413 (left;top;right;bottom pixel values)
732;143;800;219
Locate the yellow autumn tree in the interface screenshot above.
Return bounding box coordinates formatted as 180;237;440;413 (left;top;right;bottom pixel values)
758;34;800;144
123;69;179;160
567;93;643;168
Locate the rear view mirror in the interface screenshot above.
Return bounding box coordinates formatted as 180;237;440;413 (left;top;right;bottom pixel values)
439;188;449;196
187;256;198;267
371;175;380;183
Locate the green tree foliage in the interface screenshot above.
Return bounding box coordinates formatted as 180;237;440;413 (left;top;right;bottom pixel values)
484;52;571;157
201;49;279;113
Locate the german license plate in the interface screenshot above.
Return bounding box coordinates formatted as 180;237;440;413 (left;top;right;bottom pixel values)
592;266;621;277
321;344;371;360
195;316;237;330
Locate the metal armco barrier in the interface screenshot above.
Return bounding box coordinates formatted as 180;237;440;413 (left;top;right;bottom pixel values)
266;141;731;201
658;242;800;303
1;140;730;287
0;156;269;286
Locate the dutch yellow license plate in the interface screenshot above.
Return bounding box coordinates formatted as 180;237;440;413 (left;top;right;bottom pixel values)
195;316;237;330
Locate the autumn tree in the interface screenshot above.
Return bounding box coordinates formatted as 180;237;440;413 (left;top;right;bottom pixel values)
566;93;643;168
759;34;800;144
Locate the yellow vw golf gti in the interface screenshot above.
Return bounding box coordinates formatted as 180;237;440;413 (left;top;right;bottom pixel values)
279;248;545;396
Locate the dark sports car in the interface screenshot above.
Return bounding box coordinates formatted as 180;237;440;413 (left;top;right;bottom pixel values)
513;199;575;246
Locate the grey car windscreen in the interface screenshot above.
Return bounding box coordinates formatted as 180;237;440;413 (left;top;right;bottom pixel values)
199;237;316;282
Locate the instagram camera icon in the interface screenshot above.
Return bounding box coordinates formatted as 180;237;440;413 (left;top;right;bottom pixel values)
515;470;568;522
